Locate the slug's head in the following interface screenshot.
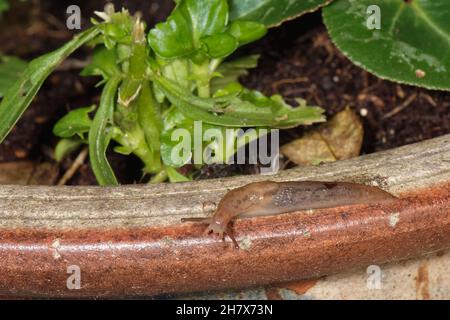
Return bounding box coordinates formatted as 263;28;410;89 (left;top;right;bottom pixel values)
205;215;240;249
205;217;227;238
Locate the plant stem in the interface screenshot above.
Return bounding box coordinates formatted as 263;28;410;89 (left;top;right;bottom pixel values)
197;83;210;98
209;58;222;74
192;61;211;98
137;82;162;173
116;29;163;174
150;169;168;184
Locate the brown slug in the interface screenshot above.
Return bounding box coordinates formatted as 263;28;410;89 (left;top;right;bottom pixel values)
182;181;397;248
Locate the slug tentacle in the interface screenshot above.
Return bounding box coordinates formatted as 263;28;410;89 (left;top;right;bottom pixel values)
181;217;212;224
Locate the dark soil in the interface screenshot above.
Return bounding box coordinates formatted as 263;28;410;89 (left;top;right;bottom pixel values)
240;14;449;154
0;0;448;185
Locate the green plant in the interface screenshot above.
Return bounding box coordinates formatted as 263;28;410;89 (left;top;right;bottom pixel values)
323;0;450;90
0;56;27;98
0;0;29;17
228;0;332;27
0;0;326;185
0;0;8;16
224;0;450;91
2;0;446;186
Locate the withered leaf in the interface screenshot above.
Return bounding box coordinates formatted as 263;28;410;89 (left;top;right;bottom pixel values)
281;107;363;166
0;161;59;185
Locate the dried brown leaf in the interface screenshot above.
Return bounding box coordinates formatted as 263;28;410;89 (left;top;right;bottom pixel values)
281;107;363;166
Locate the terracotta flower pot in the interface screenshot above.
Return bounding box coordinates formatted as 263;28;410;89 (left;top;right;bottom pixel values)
0;134;449;298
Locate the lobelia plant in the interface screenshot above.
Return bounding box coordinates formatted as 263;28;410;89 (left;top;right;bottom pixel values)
0;0;325;185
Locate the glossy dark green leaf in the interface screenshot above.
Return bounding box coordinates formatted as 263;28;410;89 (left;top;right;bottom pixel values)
53;106;94;138
0;56;27;98
0;27;100;144
229;0;332;27
182;0;229;37
88;76;121;186
323;0;450;90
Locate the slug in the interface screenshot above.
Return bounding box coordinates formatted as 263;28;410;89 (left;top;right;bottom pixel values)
182;181;397;248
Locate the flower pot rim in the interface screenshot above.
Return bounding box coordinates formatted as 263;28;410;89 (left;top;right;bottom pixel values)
0;134;449;298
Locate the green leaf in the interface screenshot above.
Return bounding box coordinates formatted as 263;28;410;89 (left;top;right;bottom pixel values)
53;106;94;138
0;0;9;16
137;82;163;173
54;138;83;162
160;105;273;167
166;167;191;182
148;0;229;58
94;8;135;49
201;33;239;59
228;21;267;46
0;56;27;98
161;107;194;167
229;0;332;27
113;145;133;156
88;76;121;186
147;9;194;58
160;109;208;168
323;0;450;90
154;76;325;129
0;27;101;144
80;46;120;80
158;58;192;90
211;55;260;92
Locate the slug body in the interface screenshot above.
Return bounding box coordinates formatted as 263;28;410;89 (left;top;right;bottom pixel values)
183;181;397;248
